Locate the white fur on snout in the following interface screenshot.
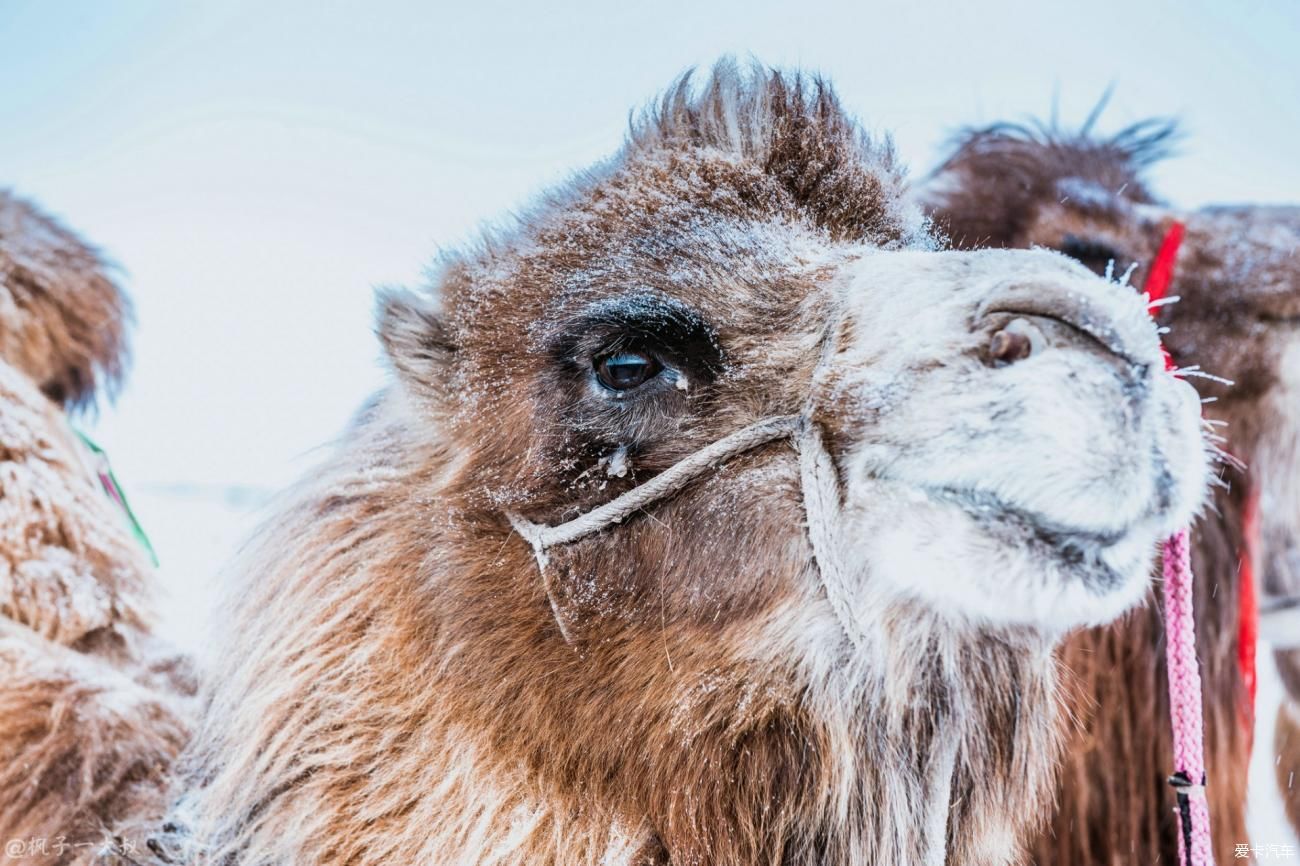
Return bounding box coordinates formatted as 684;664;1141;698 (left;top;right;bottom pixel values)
827;248;1211;631
856;353;1157;535
845;484;1157;631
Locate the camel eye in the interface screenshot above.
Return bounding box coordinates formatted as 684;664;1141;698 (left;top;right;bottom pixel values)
1059;234;1122;276
594;351;662;391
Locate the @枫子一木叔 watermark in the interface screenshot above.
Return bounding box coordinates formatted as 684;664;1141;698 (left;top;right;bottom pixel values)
5;836;138;858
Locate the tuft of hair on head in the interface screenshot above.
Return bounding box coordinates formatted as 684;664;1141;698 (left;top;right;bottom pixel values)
0;189;132;411
923;102;1182;249
627;58;915;245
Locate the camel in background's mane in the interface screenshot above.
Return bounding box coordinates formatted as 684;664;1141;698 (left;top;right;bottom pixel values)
105;63;1211;866
0;191;195;860
923;115;1178;253
0;191;131;409
928;116;1300;864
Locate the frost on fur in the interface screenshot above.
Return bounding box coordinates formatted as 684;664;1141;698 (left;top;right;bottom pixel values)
144;62;1217;866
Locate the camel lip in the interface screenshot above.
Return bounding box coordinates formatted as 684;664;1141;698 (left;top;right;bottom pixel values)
917;483;1132;550
888;481;1139;599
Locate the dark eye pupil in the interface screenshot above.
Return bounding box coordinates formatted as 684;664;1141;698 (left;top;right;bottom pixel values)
596;352;661;390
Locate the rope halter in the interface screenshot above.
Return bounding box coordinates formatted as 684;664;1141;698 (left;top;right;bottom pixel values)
506;413;865;650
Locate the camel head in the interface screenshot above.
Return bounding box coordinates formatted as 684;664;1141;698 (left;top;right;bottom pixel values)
926;122;1300;601
923;118;1178;272
0;190;131;409
381;69;1206;646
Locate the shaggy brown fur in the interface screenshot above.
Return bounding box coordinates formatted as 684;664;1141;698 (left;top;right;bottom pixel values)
0;194;193;863
131;64;1211;866
0;190;131;409
928;122;1300;864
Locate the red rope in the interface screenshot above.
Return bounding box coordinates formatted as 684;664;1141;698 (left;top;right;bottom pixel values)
1146;220;1186;372
1145;220;1186;306
1239;489;1260;720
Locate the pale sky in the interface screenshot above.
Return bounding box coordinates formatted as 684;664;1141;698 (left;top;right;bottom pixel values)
2;0;1298;492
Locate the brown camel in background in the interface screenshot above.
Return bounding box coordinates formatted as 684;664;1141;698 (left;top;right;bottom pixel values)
927;119;1300;864
0;190;194;862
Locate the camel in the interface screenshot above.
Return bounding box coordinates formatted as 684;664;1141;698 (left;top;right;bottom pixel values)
0;190;195;861
105;64;1214;866
926;120;1300;864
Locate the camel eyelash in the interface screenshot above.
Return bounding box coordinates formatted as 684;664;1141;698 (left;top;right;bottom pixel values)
548;294;724;384
1059;234;1122;272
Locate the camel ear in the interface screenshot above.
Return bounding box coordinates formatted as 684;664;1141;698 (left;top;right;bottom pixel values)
376;289;455;400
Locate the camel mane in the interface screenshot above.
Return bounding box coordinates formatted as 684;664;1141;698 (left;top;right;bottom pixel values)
927;115;1180;249
0;190;131;410
627;62;913;244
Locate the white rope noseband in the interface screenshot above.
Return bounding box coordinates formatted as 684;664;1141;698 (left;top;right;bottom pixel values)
506;413;862;648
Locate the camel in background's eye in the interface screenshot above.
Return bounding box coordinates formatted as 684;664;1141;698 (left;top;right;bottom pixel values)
927;118;1300;865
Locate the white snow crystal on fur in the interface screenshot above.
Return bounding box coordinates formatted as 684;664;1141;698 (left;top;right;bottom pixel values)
605;445;630;478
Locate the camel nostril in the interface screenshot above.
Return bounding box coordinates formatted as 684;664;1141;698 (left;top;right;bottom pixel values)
988;318;1044;366
990;330;1031;364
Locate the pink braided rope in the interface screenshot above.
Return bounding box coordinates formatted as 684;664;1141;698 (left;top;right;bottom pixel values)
1162;526;1215;865
1145;220;1213;865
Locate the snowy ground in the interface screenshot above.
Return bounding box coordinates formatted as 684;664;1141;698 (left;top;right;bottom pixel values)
131;487;1297;852
1250;641;1300;853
